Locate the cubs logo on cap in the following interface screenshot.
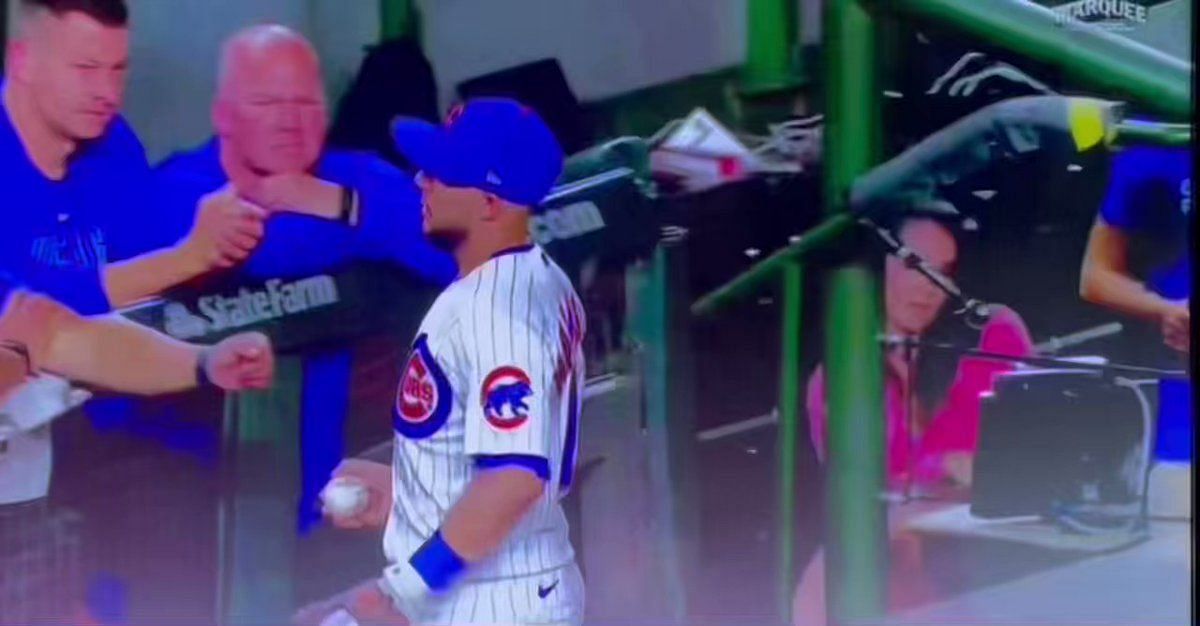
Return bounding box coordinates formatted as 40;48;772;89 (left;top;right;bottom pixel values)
394;335;452;439
481;366;534;432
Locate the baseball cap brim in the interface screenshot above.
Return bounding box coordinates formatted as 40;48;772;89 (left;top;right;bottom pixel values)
391;117;459;181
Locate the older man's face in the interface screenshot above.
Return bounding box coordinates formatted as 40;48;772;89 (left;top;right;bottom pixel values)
219;44;327;175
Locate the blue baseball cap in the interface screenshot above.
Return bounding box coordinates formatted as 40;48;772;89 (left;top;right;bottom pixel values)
392;98;565;209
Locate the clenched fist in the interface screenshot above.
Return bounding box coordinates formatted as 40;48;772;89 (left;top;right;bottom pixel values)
203;332;274;390
182;185;268;271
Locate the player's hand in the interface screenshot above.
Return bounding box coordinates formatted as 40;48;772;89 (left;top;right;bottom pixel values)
182;185;268;271
204;332;274;390
327;458;392;530
240;173;343;221
1161;303;1190;355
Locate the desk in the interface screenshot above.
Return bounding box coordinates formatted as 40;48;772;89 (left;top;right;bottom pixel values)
874;502;1191;625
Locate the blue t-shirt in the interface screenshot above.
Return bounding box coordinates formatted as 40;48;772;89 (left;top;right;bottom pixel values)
144;139;456;284
1099;146;1192;302
1099;145;1193;460
2;88;153;315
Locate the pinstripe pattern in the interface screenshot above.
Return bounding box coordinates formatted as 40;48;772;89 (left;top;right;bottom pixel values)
385;246;586;622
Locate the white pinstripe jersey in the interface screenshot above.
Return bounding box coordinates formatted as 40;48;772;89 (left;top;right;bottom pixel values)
385;244;586;583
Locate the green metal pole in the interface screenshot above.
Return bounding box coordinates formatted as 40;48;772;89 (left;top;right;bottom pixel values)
823;0;887;623
1115;121;1193;147
380;0;416;41
873;0;1193;119
631;246;694;621
691;213;855;317
823;267;887;625
745;0;805;93
777;261;804;622
221;356;303;626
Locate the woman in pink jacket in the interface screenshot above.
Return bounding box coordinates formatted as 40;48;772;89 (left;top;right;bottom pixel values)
794;216;1035;625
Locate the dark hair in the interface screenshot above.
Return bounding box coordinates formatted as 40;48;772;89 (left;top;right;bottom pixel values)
21;0;128;26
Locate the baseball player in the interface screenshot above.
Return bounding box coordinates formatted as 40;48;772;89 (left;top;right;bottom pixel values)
298;99;585;626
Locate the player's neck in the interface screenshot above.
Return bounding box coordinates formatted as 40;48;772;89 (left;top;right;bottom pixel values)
455;227;533;278
2;84;77;180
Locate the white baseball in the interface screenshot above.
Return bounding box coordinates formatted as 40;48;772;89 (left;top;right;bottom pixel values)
321;477;368;517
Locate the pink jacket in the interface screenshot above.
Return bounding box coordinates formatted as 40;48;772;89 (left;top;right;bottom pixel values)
805;307;1034;487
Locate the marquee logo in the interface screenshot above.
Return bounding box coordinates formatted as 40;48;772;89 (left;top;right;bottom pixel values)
1042;0;1153;32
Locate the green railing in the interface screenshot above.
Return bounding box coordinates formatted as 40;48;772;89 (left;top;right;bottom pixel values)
1114;120;1193;147
744;0;807;94
874;0;1192;120
698;2;1192;624
380;0;417;41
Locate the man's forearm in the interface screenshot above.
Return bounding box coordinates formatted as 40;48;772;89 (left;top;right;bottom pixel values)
42;313;203;395
104;246;204;309
439;467;544;561
1081;266;1172;322
378;467;543;615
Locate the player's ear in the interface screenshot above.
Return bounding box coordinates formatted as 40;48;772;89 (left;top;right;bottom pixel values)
481;193;504;221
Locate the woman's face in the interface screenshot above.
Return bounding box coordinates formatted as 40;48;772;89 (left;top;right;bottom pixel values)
885;219;958;337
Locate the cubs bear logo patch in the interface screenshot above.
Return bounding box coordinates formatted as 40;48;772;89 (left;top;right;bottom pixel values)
393;334;452;439
481;366;534;432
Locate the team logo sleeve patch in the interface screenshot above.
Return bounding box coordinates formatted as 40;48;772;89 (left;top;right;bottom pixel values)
480;366;534;432
393;334;453;439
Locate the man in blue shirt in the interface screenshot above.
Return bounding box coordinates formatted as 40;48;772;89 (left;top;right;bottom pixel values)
2;2;275;621
140;25;456;531
147;25;455;284
1081;145;1191;461
2;0;268;314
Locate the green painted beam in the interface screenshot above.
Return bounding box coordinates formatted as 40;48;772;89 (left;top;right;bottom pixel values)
630;246;694;620
776;261;804;622
1115;120;1192;147
744;0;806;94
220;357;304;626
822;0;887;624
380;0;416;41
823;266;887;625
871;0;1193;119
690;213;855;317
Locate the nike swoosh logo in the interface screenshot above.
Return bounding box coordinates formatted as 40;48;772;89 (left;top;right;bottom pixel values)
537;580;559;599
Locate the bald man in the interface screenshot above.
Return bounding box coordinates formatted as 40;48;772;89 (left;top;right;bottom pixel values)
127;25;456;531
140;25;455;283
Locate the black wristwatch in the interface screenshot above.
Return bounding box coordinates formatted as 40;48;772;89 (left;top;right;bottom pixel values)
339;185;360;227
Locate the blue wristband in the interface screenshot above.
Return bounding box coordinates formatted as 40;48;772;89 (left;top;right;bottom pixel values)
409;531;467;592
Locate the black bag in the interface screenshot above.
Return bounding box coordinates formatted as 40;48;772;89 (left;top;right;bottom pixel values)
328;38;440;172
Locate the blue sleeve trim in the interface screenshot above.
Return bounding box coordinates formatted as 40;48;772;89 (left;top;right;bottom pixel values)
473;454;551;481
409;531;467;592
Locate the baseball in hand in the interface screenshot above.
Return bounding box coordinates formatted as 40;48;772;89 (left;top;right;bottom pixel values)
322;477;369;517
